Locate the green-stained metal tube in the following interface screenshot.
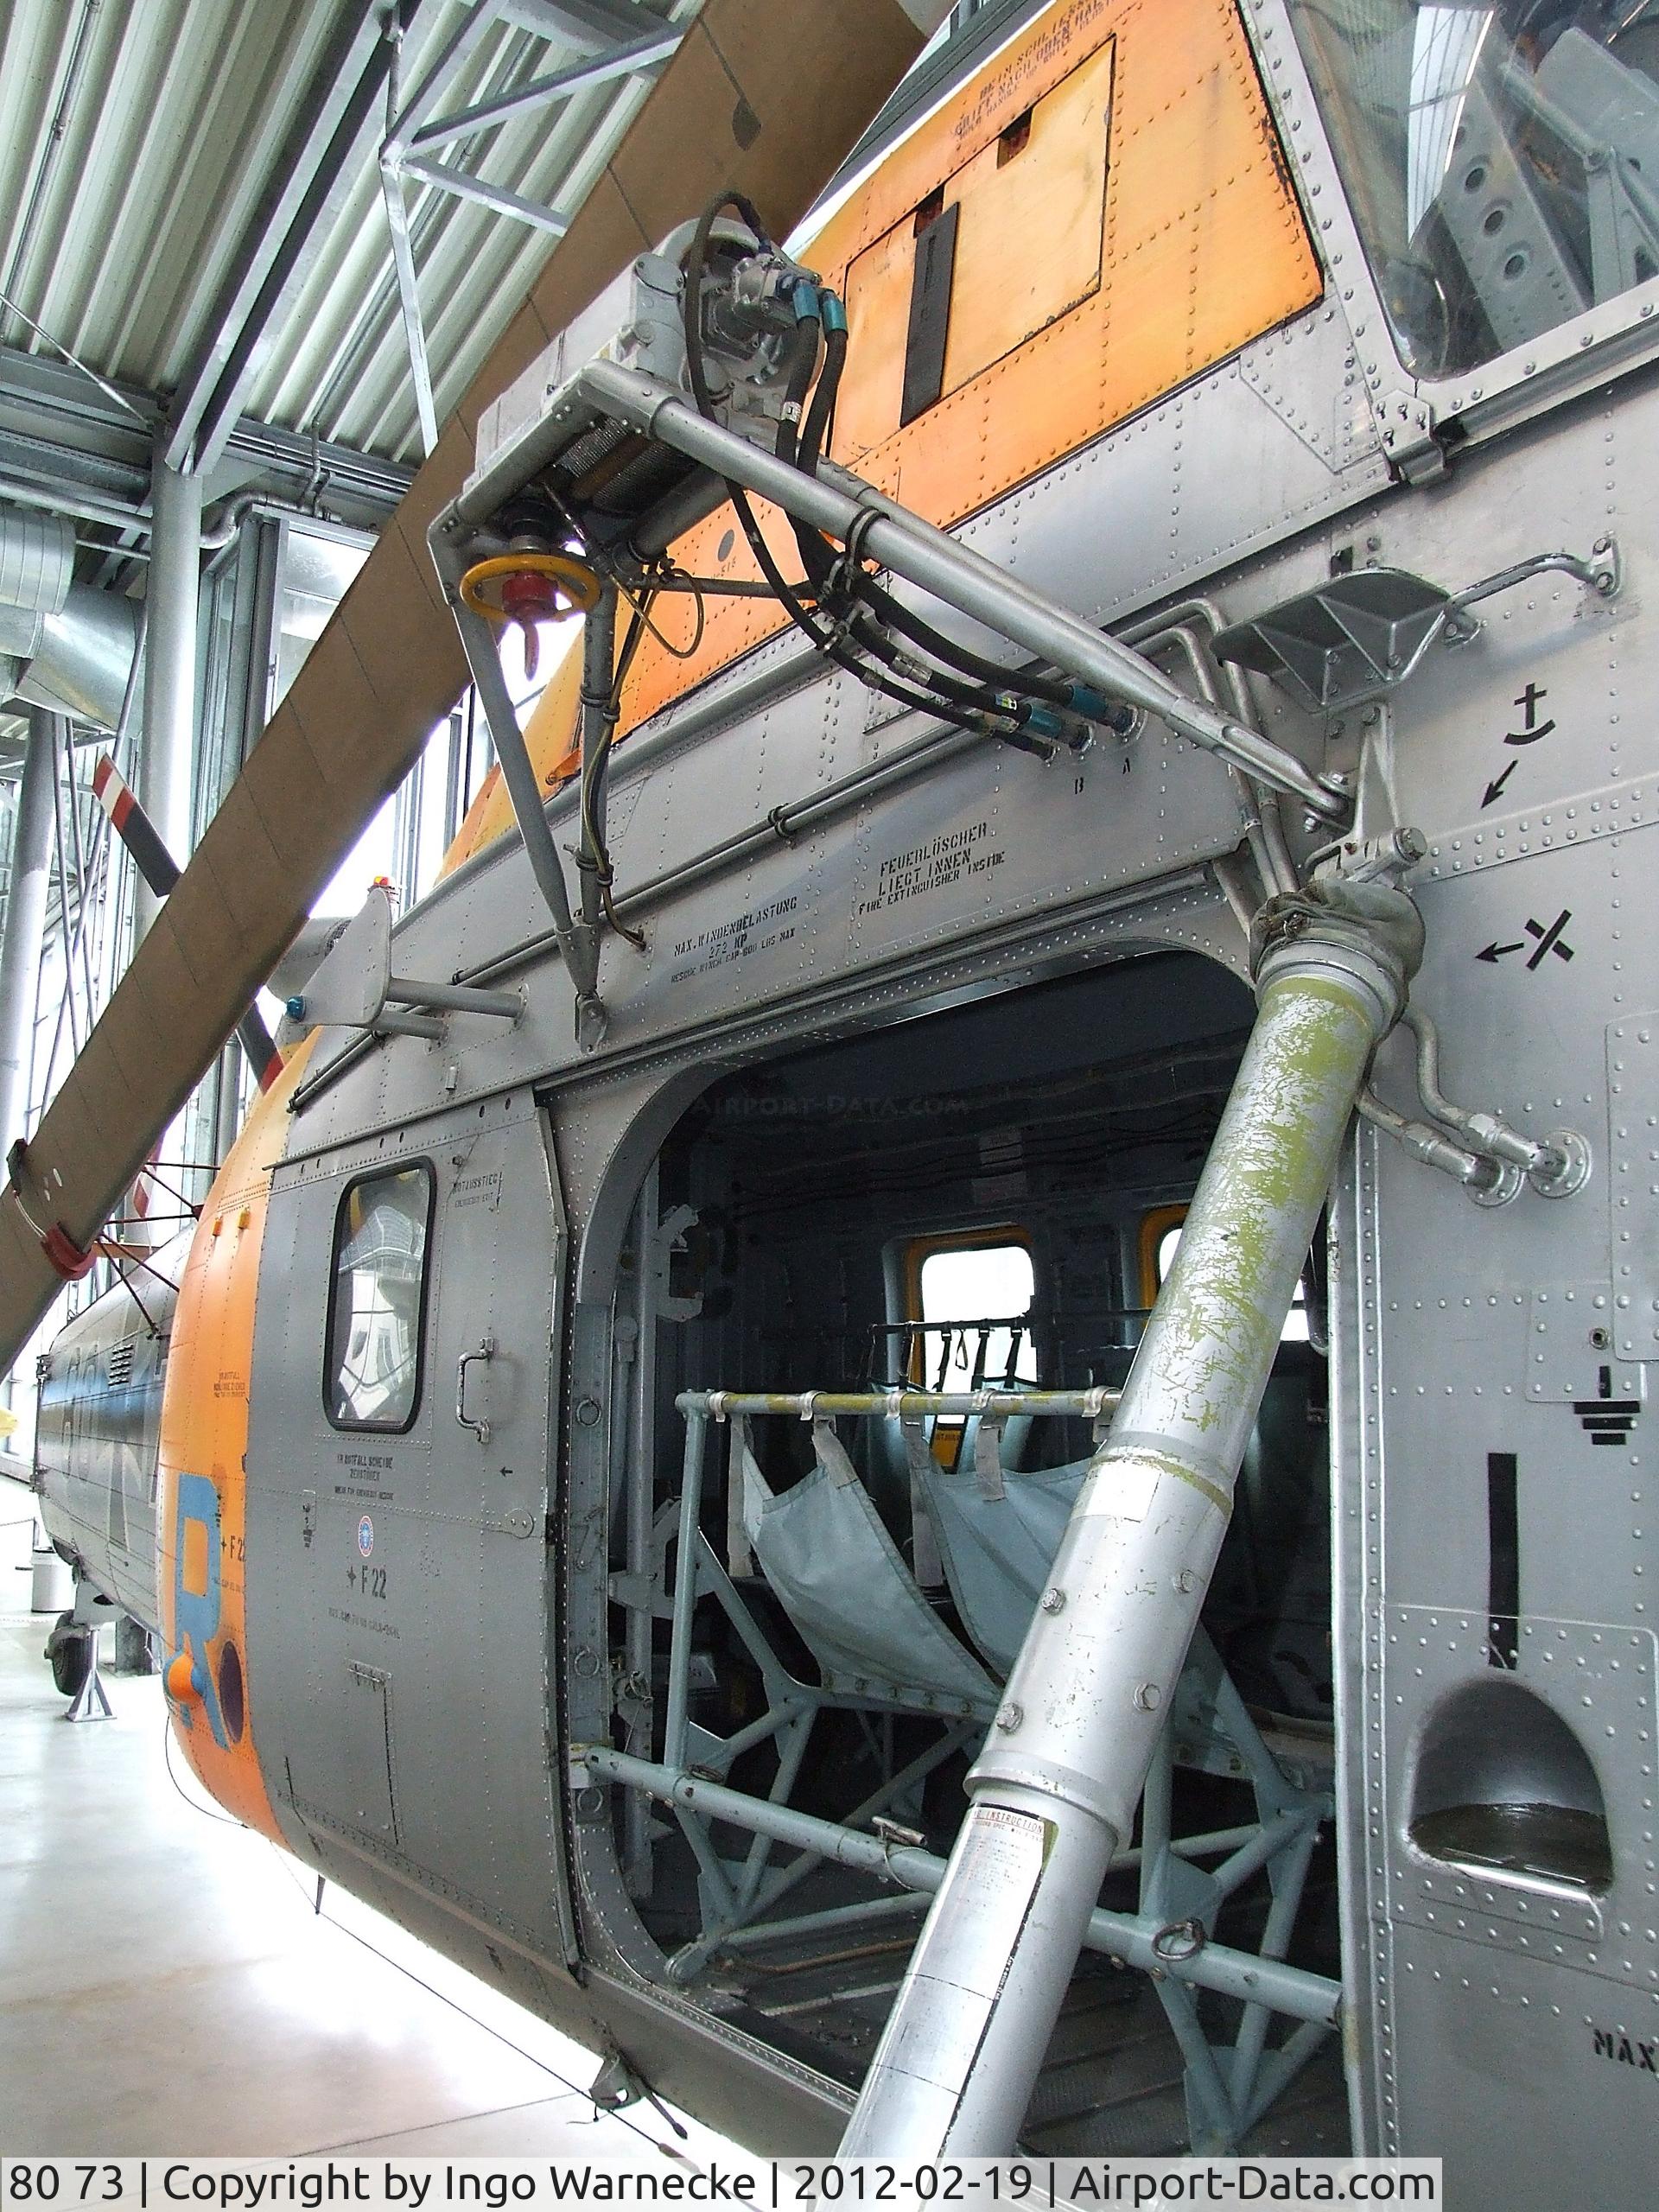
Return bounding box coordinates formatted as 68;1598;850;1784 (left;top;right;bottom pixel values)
839;878;1422;2160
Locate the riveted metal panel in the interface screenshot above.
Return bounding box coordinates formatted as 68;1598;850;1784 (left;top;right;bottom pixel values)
248;1085;574;1964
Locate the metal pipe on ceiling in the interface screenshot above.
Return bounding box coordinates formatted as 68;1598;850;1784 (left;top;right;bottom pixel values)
0;502;141;728
8;588;142;728
0;709;64;1151
132;455;201;945
0;0;103;328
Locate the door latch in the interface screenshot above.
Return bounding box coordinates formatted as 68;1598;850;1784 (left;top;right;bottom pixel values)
456;1336;495;1444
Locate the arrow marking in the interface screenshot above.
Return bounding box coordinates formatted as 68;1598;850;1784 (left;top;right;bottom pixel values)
1482;761;1516;808
1475;911;1575;969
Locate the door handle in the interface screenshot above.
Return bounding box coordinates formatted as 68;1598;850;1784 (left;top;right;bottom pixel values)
456;1336;496;1444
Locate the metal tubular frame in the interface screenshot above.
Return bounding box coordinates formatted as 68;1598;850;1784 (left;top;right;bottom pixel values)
379;1;683;454
571;363;1353;821
162;0;424;478
580;1745;1339;2034
838;877;1421;2158
594;1389;1339;2137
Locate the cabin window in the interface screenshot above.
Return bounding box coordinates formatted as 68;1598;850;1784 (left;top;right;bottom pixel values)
906;1231;1036;1468
325;1165;434;1431
1288;3;1659;380
1145;1205;1309;1344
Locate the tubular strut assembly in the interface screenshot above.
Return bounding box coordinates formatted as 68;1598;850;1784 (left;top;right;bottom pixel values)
431;342;1353;1048
833;849;1427;2157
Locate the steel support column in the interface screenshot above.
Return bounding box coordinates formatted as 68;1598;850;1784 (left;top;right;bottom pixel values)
135;453;201;944
0;709;61;1148
838;869;1426;2158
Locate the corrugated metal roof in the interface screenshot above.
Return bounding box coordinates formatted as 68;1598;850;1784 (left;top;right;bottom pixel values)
0;0;697;467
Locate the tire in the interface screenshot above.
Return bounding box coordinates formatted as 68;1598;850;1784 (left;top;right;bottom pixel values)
50;1631;92;1699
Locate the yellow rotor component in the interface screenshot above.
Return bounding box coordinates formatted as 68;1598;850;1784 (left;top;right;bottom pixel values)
458;551;603;679
458;551;602;623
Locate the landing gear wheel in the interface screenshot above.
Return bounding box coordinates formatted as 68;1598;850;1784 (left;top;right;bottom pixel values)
49;1623;92;1699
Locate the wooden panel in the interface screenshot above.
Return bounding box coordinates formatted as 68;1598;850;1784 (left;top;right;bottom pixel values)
451;0;1321;858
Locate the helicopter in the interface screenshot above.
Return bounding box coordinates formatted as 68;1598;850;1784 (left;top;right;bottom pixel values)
15;1;1659;2198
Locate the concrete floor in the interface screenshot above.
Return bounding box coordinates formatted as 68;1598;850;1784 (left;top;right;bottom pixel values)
0;1577;756;2167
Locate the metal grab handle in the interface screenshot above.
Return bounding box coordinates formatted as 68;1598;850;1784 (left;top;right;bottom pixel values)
456;1336;495;1444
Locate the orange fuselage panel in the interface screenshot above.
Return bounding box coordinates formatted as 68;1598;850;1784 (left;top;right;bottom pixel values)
156;1034;318;1838
438;0;1319;879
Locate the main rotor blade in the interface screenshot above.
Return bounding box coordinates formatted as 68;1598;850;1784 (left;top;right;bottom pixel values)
92;755;285;1096
0;0;941;1368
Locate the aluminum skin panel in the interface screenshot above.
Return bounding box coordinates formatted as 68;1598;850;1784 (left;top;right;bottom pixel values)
450;302;1382;869
246;1087;575;1967
32;1269;172;1631
1291;386;1659;2196
1389;1922;1658;2208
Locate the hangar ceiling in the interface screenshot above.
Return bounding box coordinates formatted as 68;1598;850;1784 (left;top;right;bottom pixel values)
0;0;698;467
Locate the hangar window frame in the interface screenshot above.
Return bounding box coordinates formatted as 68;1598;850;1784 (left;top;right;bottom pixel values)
322;1160;436;1436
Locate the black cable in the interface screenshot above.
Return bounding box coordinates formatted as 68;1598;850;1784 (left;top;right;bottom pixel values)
680;195;1001;741
797;321;845;480
162;1711;246;1827
775;311;823;469
681;196;825;650
581;601;650;950
786;314;1073;721
861;578;1074;707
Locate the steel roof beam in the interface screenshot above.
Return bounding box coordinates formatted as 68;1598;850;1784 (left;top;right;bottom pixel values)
398;155;575;237
0;427;149;507
380;164;443;461
379;3;681;456
163;3;450;481
377;0;510;458
407;30;680;150
0;346;156;469
480;0;673;53
384;4;504;161
0;346;412;526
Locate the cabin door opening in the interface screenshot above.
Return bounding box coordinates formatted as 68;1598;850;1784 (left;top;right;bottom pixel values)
586;949;1344;2154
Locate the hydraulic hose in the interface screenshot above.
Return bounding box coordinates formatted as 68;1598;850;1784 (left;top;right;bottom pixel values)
680;196;1037;745
775;301;823;470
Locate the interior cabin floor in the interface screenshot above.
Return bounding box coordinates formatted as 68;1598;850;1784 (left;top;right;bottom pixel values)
722;1938;1349;2158
0;1610;750;2166
641;1805;1351;2156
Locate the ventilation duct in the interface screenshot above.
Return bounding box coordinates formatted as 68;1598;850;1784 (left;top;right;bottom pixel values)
0;506;142;730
